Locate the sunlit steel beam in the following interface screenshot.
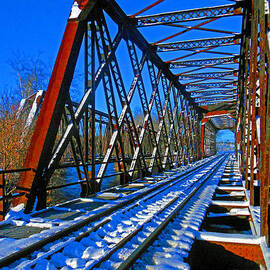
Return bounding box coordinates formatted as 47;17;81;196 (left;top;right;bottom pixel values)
134;4;243;27
154;35;241;52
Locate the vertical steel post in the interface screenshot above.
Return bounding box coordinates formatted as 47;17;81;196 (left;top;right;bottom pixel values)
84;21;89;174
245;91;251;190
201;124;204;159
90;20;96;190
0;173;4;220
249;0;258;204
258;0;269;240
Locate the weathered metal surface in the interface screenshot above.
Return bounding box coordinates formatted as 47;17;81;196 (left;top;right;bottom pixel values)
206;241;265;266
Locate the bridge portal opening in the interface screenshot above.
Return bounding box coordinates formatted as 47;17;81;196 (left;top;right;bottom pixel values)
216;129;235;153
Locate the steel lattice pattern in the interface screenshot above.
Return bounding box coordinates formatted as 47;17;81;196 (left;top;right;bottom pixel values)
0;0;269;243
135;5;239;26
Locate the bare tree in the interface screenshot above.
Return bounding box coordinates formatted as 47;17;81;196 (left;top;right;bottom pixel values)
8;51;48;99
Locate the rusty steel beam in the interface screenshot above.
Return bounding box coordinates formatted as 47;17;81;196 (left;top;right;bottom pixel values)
239;27;250;177
200;240;266;266
235;0;270;245
165;23;239;35
130;0;164;18
258;0;269;241
248;0;258;206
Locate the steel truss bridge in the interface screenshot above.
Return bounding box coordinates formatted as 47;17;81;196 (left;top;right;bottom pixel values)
0;0;270;268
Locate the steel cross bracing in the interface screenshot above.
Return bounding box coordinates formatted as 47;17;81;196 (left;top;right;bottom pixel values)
154;36;241;52
125;40;163;176
186;82;237;90
178;71;237;80
169;56;239;68
192;92;237;99
132;3;242;130
190;87;237;94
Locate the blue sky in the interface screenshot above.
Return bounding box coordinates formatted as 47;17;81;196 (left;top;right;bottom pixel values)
0;1;72;96
216;129;235;142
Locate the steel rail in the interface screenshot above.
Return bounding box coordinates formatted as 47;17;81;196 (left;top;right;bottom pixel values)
92;155;228;269
0;156;220;268
116;154;228;270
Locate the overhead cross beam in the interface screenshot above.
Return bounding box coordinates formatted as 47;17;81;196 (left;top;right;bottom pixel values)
178;71;237;80
197;97;237;104
154;35;241;52
170;56;239;68
186;81;237;90
133;4;243;27
194;93;237;100
191;90;237;98
190;87;237;93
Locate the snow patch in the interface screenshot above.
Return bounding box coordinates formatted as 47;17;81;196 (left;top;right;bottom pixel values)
5;204;29;221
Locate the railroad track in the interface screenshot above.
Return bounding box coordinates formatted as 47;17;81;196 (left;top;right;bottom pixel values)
0;154;230;269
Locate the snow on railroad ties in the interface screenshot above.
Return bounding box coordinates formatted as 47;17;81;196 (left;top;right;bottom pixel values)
132;156;228;270
0;155;223;270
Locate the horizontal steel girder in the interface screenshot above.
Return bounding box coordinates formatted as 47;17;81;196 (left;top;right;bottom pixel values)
194;93;237;100
197;97;237;104
178;71;237;80
189;88;237;94
186;81;237;90
154;35;241;52
170;56;239;68
191;90;236;97
134;4;242;26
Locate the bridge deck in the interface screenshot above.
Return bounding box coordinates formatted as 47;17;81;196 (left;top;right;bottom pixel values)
0;154;267;269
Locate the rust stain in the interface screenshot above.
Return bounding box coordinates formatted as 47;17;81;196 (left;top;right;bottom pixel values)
209;241;265;267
